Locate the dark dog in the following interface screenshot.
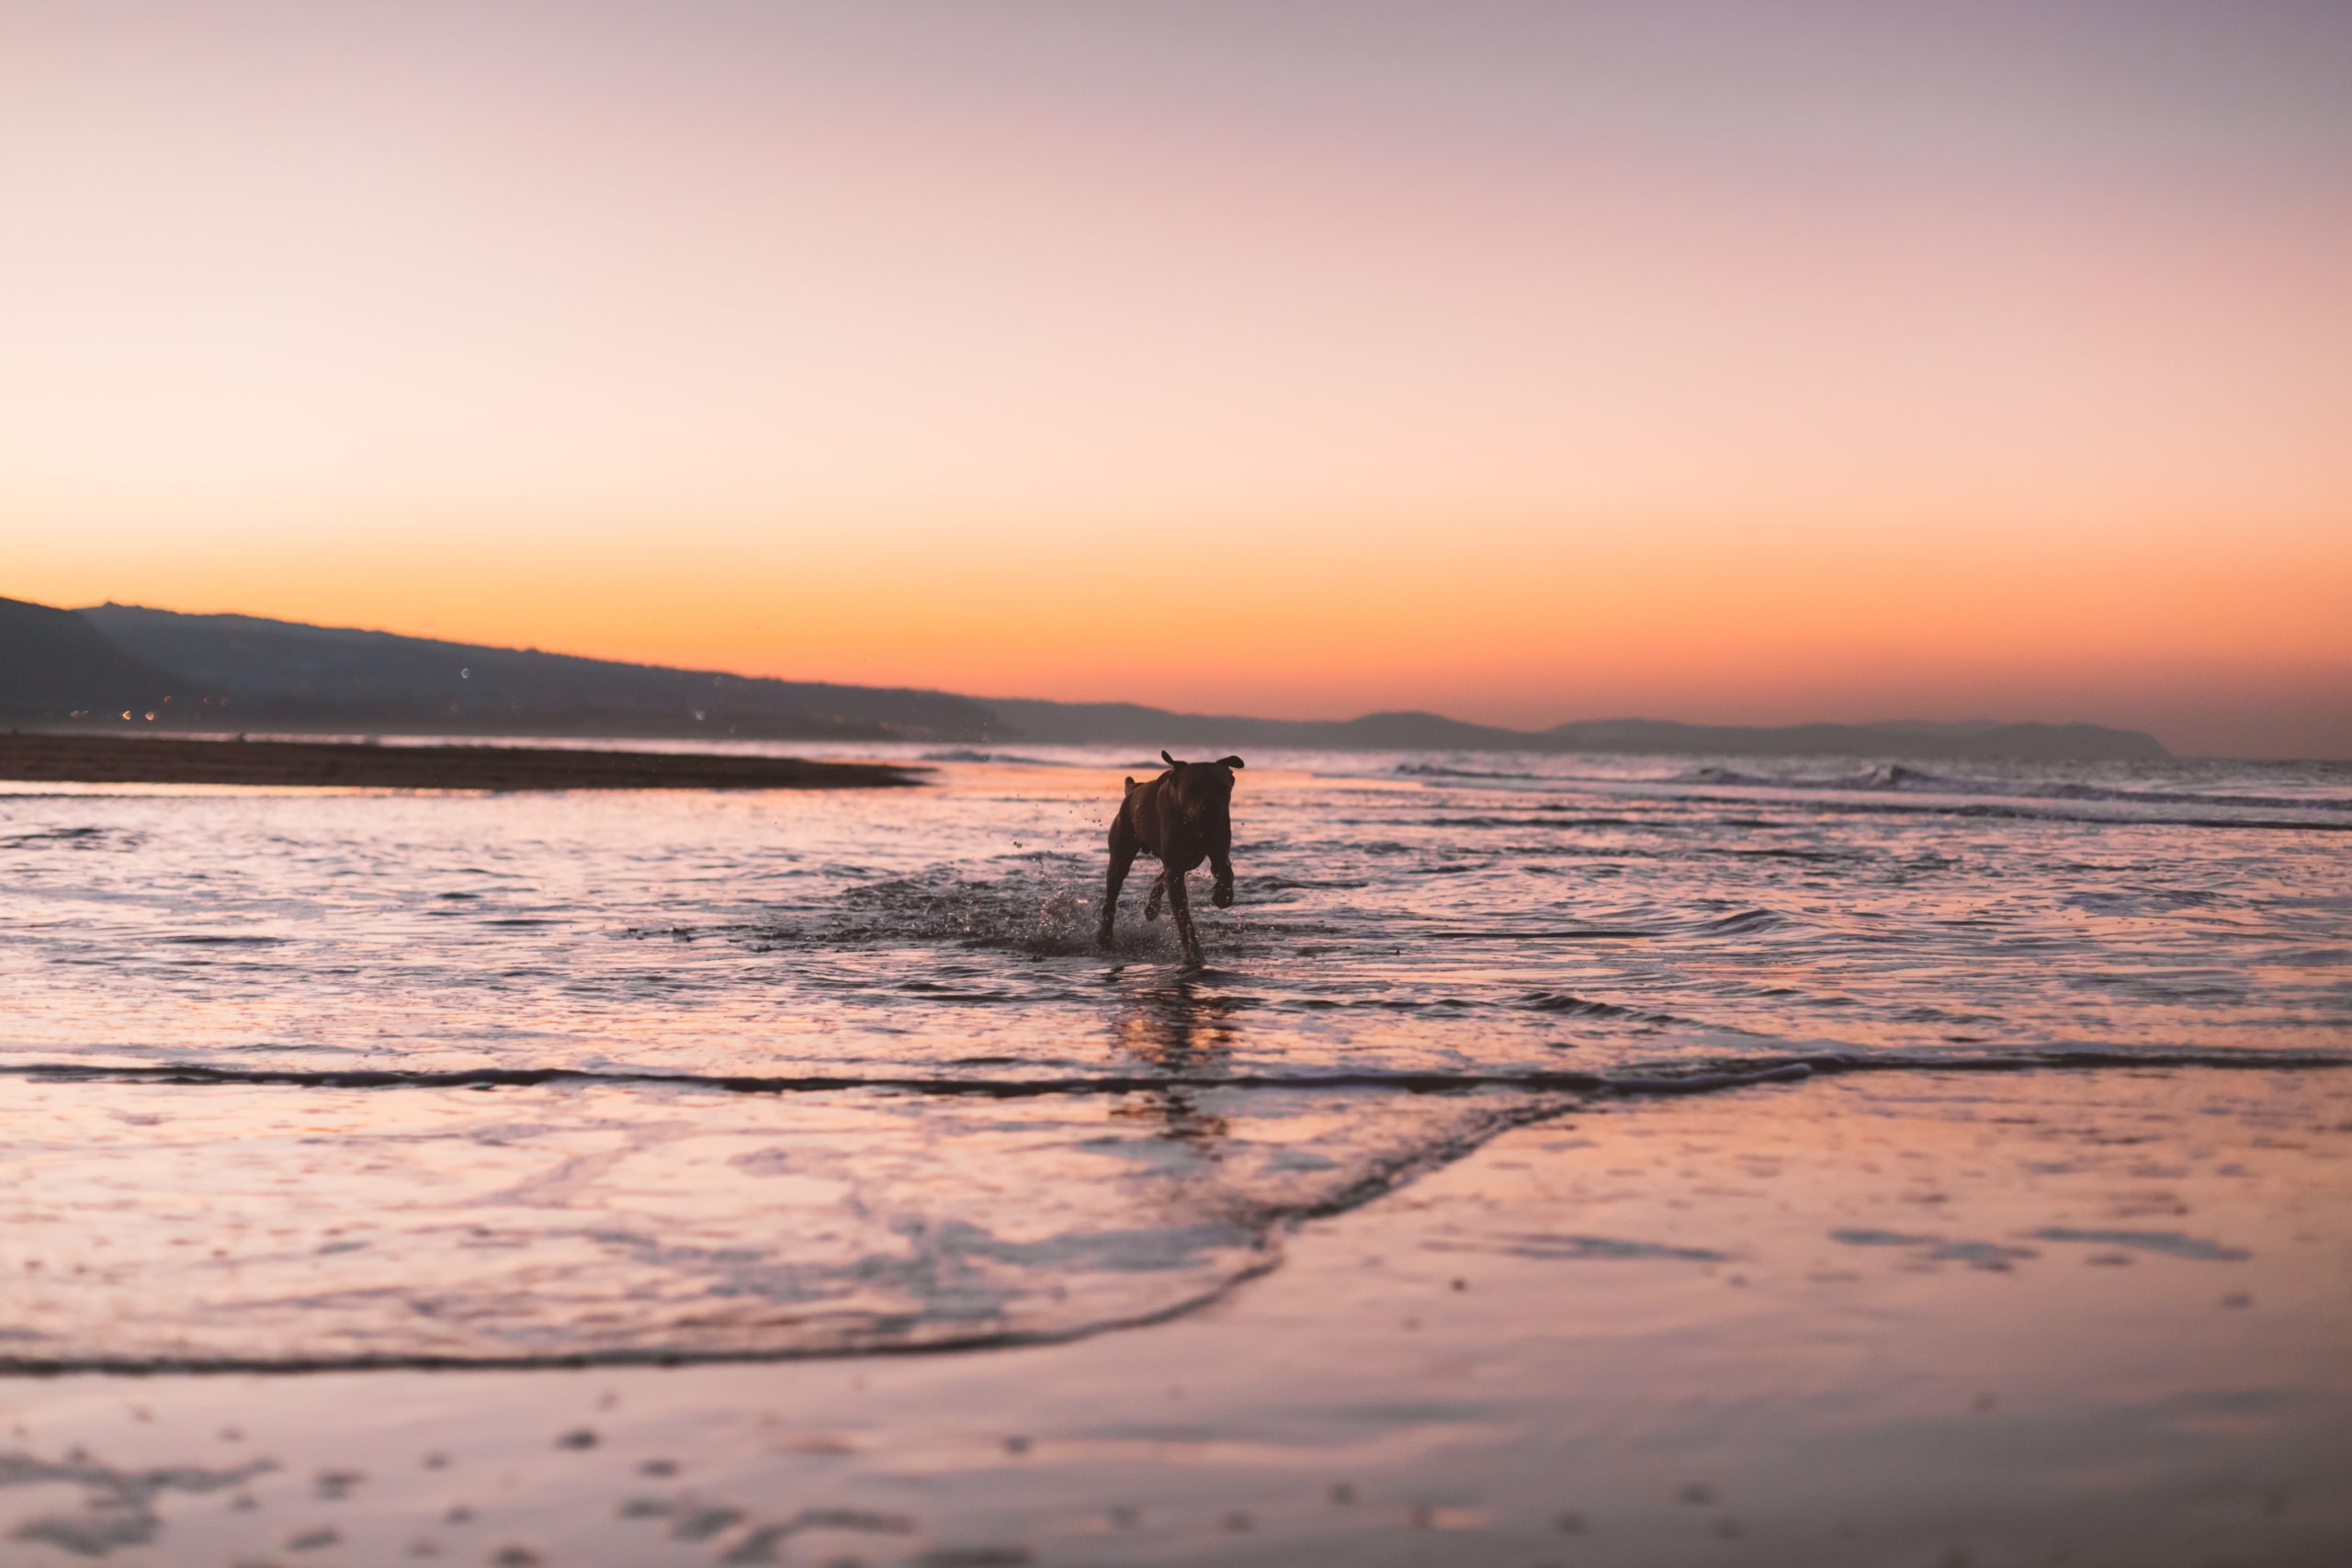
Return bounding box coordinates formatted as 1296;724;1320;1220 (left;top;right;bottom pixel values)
1098;750;1245;964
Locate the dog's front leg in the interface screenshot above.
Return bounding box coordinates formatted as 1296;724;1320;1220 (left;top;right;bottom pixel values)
1143;870;1167;922
1209;847;1235;908
1100;822;1140;949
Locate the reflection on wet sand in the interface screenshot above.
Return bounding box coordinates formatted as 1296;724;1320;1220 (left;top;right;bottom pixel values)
0;1066;1546;1371
1107;968;1244;1152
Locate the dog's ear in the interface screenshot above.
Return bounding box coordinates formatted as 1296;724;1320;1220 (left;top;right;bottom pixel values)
1124;776;1136;792
1216;755;1245;770
1161;750;1179;767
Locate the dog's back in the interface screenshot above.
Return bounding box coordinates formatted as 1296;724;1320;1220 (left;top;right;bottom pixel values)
1118;772;1165;851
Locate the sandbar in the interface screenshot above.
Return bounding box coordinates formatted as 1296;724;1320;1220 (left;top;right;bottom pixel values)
0;732;920;791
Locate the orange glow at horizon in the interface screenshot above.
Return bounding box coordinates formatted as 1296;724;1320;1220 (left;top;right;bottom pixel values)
3;4;2347;757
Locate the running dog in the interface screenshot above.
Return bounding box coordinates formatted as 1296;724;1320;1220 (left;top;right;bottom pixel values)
1098;750;1245;965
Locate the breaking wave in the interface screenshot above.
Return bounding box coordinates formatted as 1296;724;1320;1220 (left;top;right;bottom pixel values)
1669;761;2352;814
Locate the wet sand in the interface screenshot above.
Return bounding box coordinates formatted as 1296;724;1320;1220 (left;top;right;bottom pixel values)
5;1066;2346;1566
0;733;920;791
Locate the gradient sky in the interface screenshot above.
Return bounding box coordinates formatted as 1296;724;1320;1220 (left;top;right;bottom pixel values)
4;2;2347;756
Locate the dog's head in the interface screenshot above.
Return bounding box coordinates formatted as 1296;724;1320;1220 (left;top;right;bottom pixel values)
1159;750;1245;819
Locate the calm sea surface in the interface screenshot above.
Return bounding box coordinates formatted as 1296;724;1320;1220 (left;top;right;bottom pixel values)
4;746;2347;1370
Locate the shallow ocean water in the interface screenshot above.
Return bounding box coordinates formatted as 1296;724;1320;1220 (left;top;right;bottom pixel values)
1;746;2347;1371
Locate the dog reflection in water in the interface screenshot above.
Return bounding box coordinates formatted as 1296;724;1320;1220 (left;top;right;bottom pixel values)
1108;971;1241;1151
1098;750;1245;965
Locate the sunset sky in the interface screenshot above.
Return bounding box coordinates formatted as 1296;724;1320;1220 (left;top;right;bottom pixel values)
4;2;2347;757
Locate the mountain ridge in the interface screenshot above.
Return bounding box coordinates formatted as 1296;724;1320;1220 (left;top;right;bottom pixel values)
1;597;2171;761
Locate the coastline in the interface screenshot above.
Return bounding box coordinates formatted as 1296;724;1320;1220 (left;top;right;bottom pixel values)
5;1066;2345;1566
0;732;922;791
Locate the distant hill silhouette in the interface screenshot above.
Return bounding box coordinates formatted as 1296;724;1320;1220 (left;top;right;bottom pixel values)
68;603;999;741
981;700;1533;751
989;699;2165;761
0;596;174;719
2;597;2171;761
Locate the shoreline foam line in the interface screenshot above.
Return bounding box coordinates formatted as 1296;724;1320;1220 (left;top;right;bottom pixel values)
1631;787;2352;832
2;1048;2346;1100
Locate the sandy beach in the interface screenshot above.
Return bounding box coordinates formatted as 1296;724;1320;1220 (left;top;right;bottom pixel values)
5;1067;2346;1566
0;734;919;792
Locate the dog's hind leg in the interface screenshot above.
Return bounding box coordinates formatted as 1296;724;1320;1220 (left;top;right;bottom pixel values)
1165;866;1203;965
1143;870;1167;922
1100;820;1140;949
